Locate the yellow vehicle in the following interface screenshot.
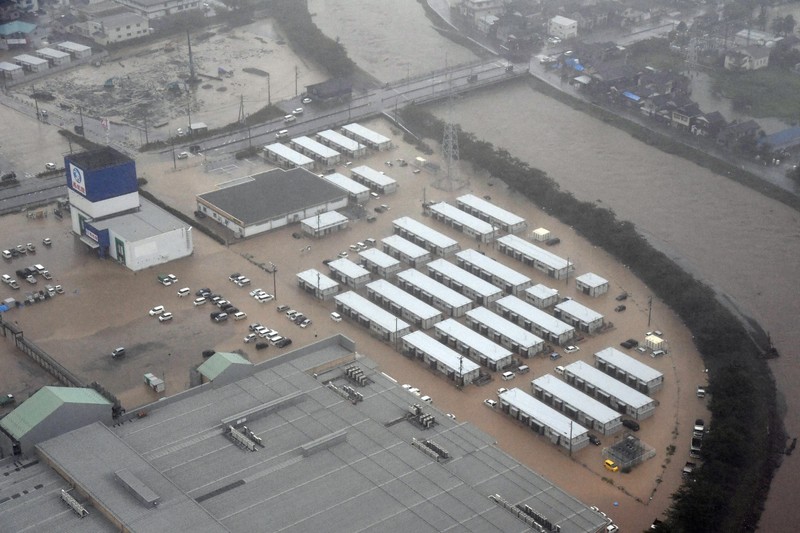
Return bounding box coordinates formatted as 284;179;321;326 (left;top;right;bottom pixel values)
604;459;619;472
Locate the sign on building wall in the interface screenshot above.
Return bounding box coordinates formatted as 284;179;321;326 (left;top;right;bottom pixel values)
69;163;87;196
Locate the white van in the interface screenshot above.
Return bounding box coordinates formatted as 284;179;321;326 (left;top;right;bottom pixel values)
501;371;515;381
283;115;296;124
233;311;247;321
555;365;566;376
275;129;289;139
177;287;190;297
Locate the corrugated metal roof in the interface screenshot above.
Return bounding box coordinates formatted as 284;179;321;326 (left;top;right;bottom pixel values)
0;387;110;439
197;352;251;381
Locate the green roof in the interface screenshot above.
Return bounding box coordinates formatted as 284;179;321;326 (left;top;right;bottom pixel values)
0;386;110;439
197;352;252;381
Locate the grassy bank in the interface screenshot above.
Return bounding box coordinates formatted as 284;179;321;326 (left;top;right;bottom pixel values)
399;104;784;532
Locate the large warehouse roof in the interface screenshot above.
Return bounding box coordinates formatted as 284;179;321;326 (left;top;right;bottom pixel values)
0;387;110;439
197;168;346;227
92;198;188;241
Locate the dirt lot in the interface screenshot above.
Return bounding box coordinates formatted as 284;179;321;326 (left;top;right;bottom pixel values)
0;117;708;530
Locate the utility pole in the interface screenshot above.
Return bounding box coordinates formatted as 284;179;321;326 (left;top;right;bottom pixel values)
78;106;85;134
32;83;40;119
171;136;176;170
648;296;653;327
238;95;245;124
294;65;299;97
187;105;192;129
266;72;271;106
143;115;149;145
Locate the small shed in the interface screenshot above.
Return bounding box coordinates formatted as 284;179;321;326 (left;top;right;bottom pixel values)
532;227;551;242
644;334;665;351
189;122;208;135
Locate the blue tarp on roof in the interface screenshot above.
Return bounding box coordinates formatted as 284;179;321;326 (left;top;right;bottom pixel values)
0;21;37;36
0;305;9;312
622;91;641;102
757;126;800;150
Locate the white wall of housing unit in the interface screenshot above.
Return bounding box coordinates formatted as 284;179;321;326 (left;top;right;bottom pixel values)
498;388;590;451
562;361;657;420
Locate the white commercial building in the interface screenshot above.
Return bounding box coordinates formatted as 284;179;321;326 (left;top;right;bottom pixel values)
456;249;532;296
549;15;578;40
455;194;526;234
434;318;513;371
393;217;460;257
532;375;623;435
328;258;372;289
367;279;443;330
465;306;545;358
427;202;497;243
296;268;339;300
495;295;575;346
525;284;560;309
400;331;481;386
95;12;150;44
497;234;573;280
397;268;473;318
263;143;315;170
554;299;604;334
300;210;349;238
594;347;664;394
427;259;503;307
382;235;432;267
316;129;367;158
575;273;609;297
290;136;341;168
350;165;397;194
324;173;370;204
498;388;590;451
334;291;411;343
359;247;401;278
114;0;203;19
341;123;392;150
562;361;657;420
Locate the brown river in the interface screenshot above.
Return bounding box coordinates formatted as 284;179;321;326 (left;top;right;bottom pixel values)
310;0;800;530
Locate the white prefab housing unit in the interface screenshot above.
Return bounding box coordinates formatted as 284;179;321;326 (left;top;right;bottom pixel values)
497;234;573;279
562;361;657;420
350;165;397;194
382;235;432;267
434;318;513;370
36;47;71;67
427;259;503;307
316;129;367;158
290;136;341;167
498;388;590;451
341;123;392;150
428;202;497;243
549;15;578;40
532;375;623;435
114;0;203;19
495;295;575;346
324;173;370;204
397;268;473;318
594;347;664;394
359;247;402;278
531;227;551;242
263;143;315;170
644;334;666;351
14;54;48;72
328;258;372;289
393;217;460;257
553;299;605;334
400;331;481;386
300;210;349;238
296;268;339;300
366;279;443;330
0;62;23;80
455;194;526;234
575;272;609;297
456;249;532;296
335;291;411;342
525;284;560;309
57;41;92;59
465;306;545;358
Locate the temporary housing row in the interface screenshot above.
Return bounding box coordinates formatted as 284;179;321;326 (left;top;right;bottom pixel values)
456;194;527;234
531;374;624;435
456;248;532;296
497;234;573;280
562;361;657;420
366;279;443;330
350;165;397;194
426;258;503;307
498;388;590;451
327;258;372;289
594;347;664;394
465;306;545;358
296;269;340;300
434;318;514;371
525;284;560;309
359;247;402;278
316;129;367;158
324;173;371;204
396;268;473;318
290;136;341;168
300;210;349;238
495;295;575;346
263;143;314;170
382;234;432;267
553;299;604;334
400;330;481;386
393;217;460;257
334;291;411;343
341;123;392;150
427;202;497;243
575;272;609;297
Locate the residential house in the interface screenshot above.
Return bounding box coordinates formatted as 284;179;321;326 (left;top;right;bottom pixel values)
724;46;770;71
717;120;762;148
691;110;727;138
671;102;702;132
549;15;577;40
459;0;506;25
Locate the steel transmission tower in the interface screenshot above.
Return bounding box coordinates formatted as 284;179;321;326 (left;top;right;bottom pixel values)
435;79;468;192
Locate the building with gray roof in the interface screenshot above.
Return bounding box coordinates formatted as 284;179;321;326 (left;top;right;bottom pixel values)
328;257;371;289
498;388;590;451
359;247;401;278
554;299;605;334
465;306;545;358
434;318;513;370
563;361;657;420
455;194;526;234
427;201;497;242
382;234;432;267
397;268;473;317
497;234;573;279
495;295;575;345
400;331;481;385
426;258;503;307
367;279;443;329
0;337;608;532
196;168;347;238
594;347;664;394
393;216;460;257
531;374;623;435
456;248;532;295
296;268;340;300
334;293;411;342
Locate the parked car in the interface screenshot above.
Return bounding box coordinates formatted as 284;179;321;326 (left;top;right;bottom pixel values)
177;151;189;160
615;292;628;301
564;345;580;354
276;304;290;312
158;312;173;322
177;287;190;297
42;237;52;246
620;339;639;349
300;318;312;328
276;338;293;348
622;418;640;431
193;297;207;306
244;333;257;343
604;459;619;472
614;305;626;312
497;387;508;396
45;162;57;170
330;311;342;322
693;419;705;437
292;107;304;115
111;347;126;358
484;399;498;408
301;96;312;104
149;305;165;316
589;434;602;446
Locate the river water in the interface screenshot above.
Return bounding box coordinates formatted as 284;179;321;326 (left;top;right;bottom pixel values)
308;1;800;531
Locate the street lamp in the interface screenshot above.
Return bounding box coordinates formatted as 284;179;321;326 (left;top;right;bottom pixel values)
268;262;277;299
